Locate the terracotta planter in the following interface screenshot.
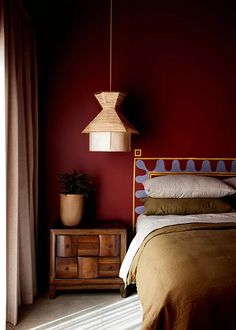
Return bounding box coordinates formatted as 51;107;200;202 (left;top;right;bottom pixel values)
60;194;84;226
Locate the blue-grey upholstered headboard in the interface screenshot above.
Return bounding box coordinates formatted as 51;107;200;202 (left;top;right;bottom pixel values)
133;155;236;232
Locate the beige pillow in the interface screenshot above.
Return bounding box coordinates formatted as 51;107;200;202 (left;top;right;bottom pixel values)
222;177;236;189
141;197;233;215
143;175;236;198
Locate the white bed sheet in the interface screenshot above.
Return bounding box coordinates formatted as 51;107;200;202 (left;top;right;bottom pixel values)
119;212;236;285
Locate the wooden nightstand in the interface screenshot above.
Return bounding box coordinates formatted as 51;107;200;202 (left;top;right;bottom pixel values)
49;222;127;298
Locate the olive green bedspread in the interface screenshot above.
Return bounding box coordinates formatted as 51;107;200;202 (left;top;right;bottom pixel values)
127;223;236;330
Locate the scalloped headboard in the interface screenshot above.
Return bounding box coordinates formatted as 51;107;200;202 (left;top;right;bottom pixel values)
133;156;236;232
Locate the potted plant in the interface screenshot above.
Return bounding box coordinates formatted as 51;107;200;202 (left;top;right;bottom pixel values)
59;170;94;226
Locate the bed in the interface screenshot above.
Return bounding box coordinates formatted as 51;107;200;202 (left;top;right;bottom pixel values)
119;157;236;330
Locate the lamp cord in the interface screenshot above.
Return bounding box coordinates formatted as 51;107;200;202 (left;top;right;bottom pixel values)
109;0;112;91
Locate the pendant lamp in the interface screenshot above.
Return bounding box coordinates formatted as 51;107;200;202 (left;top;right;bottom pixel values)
82;0;139;152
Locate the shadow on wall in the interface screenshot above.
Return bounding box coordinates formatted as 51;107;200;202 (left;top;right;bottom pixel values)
122;89;162;144
122;92;148;136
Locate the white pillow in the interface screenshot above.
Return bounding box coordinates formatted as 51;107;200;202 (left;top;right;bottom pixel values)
143;174;236;198
222;177;236;189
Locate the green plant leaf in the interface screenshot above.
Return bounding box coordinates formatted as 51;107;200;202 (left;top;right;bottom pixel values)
59;170;95;196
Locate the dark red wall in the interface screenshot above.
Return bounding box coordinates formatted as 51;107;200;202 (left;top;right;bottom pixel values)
37;0;236;224
33;0;236;287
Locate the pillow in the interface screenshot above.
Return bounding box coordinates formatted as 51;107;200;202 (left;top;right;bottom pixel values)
141;197;233;215
222;177;236;189
143;174;236;198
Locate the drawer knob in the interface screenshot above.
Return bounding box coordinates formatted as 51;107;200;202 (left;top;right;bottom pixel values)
65;244;70;248
65;267;69;271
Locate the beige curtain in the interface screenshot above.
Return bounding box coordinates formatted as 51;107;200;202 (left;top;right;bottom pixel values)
0;1;7;329
4;0;38;326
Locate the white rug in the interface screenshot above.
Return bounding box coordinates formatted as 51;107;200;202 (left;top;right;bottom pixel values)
30;294;142;330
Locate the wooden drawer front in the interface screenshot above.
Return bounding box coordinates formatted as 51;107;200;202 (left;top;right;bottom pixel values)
56;257;77;278
77;235;99;256
99;235;120;257
78;257;98;278
99;257;120;277
56;235;77;257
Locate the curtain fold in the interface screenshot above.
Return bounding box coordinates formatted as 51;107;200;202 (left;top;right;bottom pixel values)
4;0;38;325
0;1;7;329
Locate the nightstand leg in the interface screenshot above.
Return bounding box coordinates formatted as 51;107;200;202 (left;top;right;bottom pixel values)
120;284;127;298
49;285;56;299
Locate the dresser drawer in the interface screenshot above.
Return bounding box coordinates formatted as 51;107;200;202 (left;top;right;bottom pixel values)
56;235;77;257
77;235;99;256
56;257;77;278
78;257;99;278
99;235;120;257
99;257;120;277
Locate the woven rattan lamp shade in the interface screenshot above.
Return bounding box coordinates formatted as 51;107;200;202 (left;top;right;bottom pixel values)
82;91;139;152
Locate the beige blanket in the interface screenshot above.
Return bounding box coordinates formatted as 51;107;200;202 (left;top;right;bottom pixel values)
127;222;236;330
